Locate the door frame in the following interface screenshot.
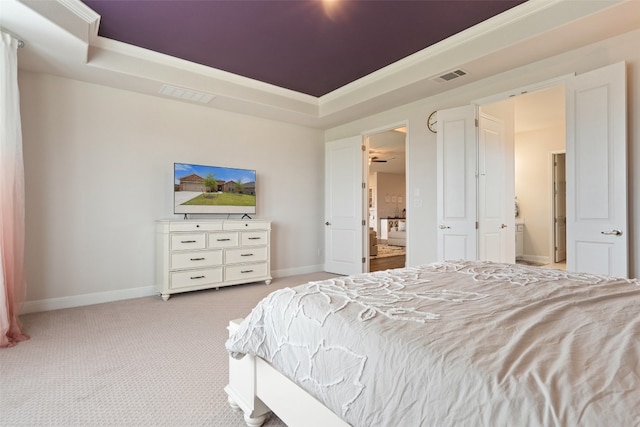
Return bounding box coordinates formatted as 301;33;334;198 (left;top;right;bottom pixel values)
471;79;576;268
362;121;409;272
470;63;627;275
550;150;567;263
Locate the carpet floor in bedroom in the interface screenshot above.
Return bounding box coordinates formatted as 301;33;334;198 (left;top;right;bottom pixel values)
0;272;339;427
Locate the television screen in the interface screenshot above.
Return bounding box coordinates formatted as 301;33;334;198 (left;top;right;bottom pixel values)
174;163;257;215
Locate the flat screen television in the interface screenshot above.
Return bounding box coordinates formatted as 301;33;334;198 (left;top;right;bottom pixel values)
174;162;256;215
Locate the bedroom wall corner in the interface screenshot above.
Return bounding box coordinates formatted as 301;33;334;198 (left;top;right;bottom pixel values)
18;70;326;310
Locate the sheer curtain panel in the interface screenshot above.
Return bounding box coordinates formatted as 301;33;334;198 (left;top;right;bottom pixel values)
0;32;29;348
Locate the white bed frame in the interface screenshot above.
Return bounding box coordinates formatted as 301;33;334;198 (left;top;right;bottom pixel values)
225;319;350;427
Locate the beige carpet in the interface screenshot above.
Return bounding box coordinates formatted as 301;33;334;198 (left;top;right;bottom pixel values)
0;272;338;426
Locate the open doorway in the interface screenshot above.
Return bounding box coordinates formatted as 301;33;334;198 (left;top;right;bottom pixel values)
481;85;566;270
366;127;407;272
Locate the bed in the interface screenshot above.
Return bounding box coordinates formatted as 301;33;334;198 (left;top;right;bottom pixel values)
225;260;640;427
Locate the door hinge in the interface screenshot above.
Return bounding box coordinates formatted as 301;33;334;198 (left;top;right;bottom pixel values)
362;182;366;189
475;221;479;229
362;257;366;263
362;219;366;226
475;118;479;127
361;145;366;151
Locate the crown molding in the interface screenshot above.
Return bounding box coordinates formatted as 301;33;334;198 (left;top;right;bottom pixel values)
318;0;625;117
4;0;636;129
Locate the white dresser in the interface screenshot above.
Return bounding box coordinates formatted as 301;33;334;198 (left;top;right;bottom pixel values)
155;219;271;300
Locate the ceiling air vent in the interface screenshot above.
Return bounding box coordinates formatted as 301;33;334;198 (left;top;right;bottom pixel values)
159;85;216;104
431;69;468;83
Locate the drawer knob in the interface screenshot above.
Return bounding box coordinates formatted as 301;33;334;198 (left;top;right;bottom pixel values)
240;253;254;257
181;240;197;243
241;270;254;274
190;257;205;261
248;237;261;240
217;238;231;242
190;275;205;280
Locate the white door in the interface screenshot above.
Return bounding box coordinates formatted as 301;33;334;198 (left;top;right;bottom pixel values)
324;136;366;275
553;153;567;263
437;105;477;261
478;113;512;263
566;61;627;277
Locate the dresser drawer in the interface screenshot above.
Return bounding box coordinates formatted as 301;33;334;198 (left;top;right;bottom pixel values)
241;230;268;246
223;221;270;231
225;246;268;264
170;250;222;270
170;233;206;250
169;222;223;232
225;262;268;282
170;267;223;290
209;232;239;248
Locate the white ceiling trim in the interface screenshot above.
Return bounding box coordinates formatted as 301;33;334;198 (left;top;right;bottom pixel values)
3;0;638;129
89;36;318;104
316;0;628;118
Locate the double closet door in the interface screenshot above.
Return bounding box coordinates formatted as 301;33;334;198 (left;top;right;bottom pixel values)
437;62;628;277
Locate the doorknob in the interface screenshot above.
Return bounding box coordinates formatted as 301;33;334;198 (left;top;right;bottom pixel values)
325;221;331;226
500;224;508;229
438;224;451;229
601;229;623;236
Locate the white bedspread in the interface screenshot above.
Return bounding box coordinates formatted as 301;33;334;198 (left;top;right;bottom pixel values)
226;261;640;426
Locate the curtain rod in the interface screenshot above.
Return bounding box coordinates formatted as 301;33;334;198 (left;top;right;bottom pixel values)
1;29;24;48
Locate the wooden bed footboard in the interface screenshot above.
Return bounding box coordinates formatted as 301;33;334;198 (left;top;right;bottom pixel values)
226;319;350;427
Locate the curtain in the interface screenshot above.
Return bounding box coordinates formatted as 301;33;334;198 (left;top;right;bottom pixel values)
0;32;29;348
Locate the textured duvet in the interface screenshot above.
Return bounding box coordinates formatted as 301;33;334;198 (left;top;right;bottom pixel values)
226;261;640;427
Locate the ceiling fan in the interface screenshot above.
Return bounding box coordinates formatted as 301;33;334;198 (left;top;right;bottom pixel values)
370;156;388;163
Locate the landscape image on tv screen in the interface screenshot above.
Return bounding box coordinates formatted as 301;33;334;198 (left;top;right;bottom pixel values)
174;163;256;214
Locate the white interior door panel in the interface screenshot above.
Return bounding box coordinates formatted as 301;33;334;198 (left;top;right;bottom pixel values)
437;105;477;261
566;61;627;276
478;114;510;263
324;136;365;275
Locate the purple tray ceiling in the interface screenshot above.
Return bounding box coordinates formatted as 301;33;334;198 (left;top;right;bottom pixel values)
82;0;525;97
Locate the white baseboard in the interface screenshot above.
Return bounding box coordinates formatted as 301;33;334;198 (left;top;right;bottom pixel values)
271;264;324;278
21;286;157;314
520;254;551;265
20;265;326;314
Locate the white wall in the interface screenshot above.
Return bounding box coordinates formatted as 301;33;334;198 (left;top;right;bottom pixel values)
376;173;406;221
325;28;640;278
19;72;325;311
